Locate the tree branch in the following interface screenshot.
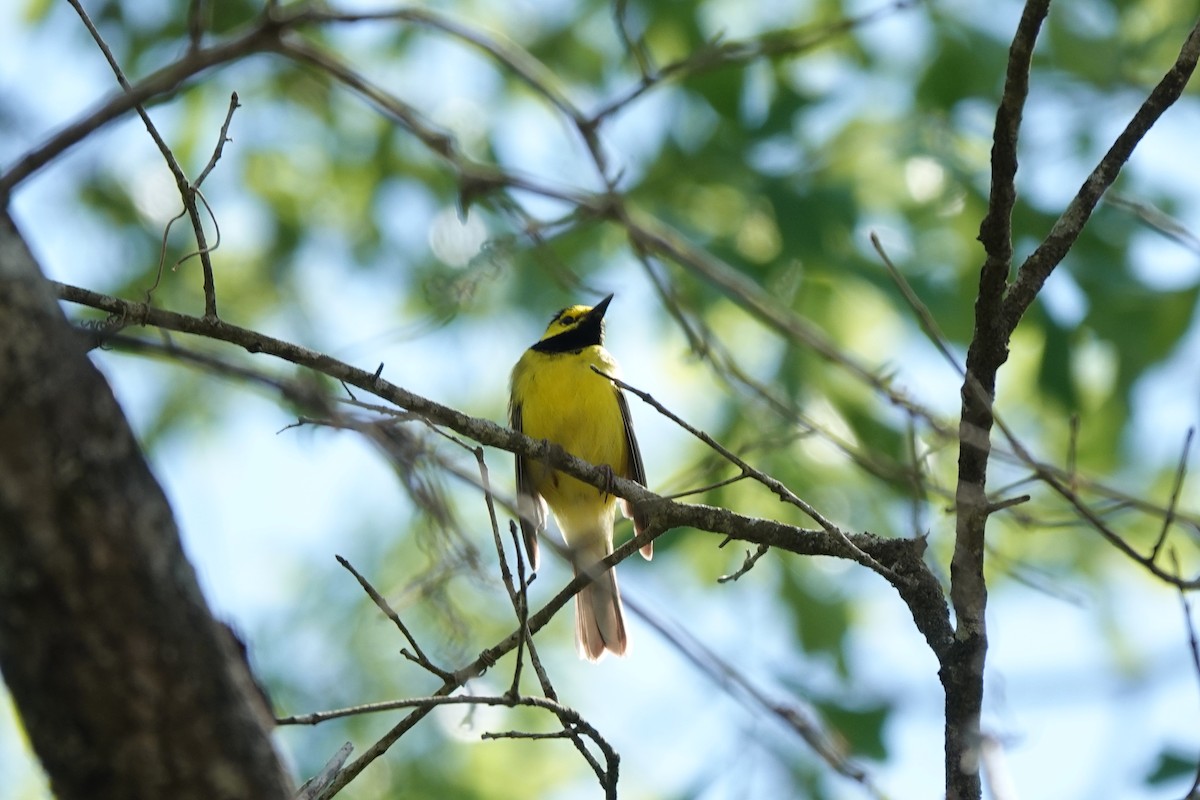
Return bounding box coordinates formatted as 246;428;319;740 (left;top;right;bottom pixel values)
1001;15;1200;332
56;281;952;652
0;12;291;199
947;3;1050;798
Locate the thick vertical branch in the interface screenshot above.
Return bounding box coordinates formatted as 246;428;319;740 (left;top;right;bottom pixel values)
949;12;1200;794
947;3;1049;799
0;212;291;800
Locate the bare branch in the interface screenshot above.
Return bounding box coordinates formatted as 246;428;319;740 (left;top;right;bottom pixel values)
620;210;939;427
1002;16;1200;332
186;0;209;51
66;0;184;176
989;405;1200;589
0;7;304;199
622;593;882;795
596;367;900;581
717;543;770;583
984;494;1031;515
1151;428;1194;562
591;0;919;124
63;0;247;318
195;92;241;188
1172;549;1200;799
301;7;585;123
947;4;1052;798
1106;192;1200;255
612;0;654;79
871;231;963;376
978;0;1049;277
335;555;455;681
294;742;353;800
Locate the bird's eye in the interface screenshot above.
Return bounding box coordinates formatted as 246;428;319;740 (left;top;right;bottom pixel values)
560;315;575;325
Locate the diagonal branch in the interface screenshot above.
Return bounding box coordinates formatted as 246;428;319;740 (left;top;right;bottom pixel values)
590;0;919;124
0;13;291;199
597;368;899;581
56;280;951;646
1001;15;1200;333
66;0;225;318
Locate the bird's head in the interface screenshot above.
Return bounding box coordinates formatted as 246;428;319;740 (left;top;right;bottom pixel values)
531;293;613;353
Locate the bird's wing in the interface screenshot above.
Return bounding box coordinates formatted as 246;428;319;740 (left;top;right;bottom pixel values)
510;401;544;571
616;389;652;560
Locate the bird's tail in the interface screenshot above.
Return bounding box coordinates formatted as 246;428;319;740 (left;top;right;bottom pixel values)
572;540;627;661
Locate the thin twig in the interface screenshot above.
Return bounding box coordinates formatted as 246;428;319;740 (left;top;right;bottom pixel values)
985;494;1031;514
590;0;918;123
662;471;751;500
1151;428;1194;562
621;593;881;795
905;414;929;539
195;92;241;187
146;207;188;302
612;0;654;79
171;186;222;272
620;211;942;430
303;7;585;123
1;7;292;198
186;0;209;52
1171;548;1200;800
1002;16;1200;332
468;446;527;695
990;408;1200;588
335;555;455;682
293;742;353;800
1106;192;1200;255
84;332;330;412
871;231;963;376
717;543;770;583
66;0;224;318
595;367;899;582
1067;414;1080;490
66;0;183;178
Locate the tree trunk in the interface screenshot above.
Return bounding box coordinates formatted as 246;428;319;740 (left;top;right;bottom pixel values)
0;211;292;800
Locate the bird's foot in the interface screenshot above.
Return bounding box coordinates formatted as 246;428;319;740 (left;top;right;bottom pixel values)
598;463;617;501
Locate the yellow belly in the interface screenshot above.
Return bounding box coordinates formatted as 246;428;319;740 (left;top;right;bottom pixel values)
512;346;627;536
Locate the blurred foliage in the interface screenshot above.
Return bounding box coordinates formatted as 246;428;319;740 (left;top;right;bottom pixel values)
7;0;1200;797
1145;747;1200;787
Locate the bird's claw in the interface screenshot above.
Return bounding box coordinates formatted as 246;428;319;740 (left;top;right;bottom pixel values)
599;464;617;501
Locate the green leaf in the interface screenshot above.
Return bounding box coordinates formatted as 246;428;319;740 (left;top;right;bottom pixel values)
915;27;1006;109
1144;748;1199;786
780;567;851;675
814;698;892;761
1034;304;1081;410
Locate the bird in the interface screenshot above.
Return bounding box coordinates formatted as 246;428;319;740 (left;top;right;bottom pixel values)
509;293;651;660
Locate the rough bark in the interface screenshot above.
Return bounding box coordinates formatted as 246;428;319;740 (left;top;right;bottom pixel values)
0;210;291;800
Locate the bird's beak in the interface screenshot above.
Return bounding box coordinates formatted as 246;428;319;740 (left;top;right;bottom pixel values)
591;293;614;320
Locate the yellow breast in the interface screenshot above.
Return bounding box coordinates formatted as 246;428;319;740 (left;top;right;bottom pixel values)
511;345;627;519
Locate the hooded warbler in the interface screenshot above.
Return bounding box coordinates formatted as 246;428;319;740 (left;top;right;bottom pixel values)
509;294;650;660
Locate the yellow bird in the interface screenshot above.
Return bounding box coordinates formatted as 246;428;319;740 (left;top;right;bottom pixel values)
509;294;651;660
